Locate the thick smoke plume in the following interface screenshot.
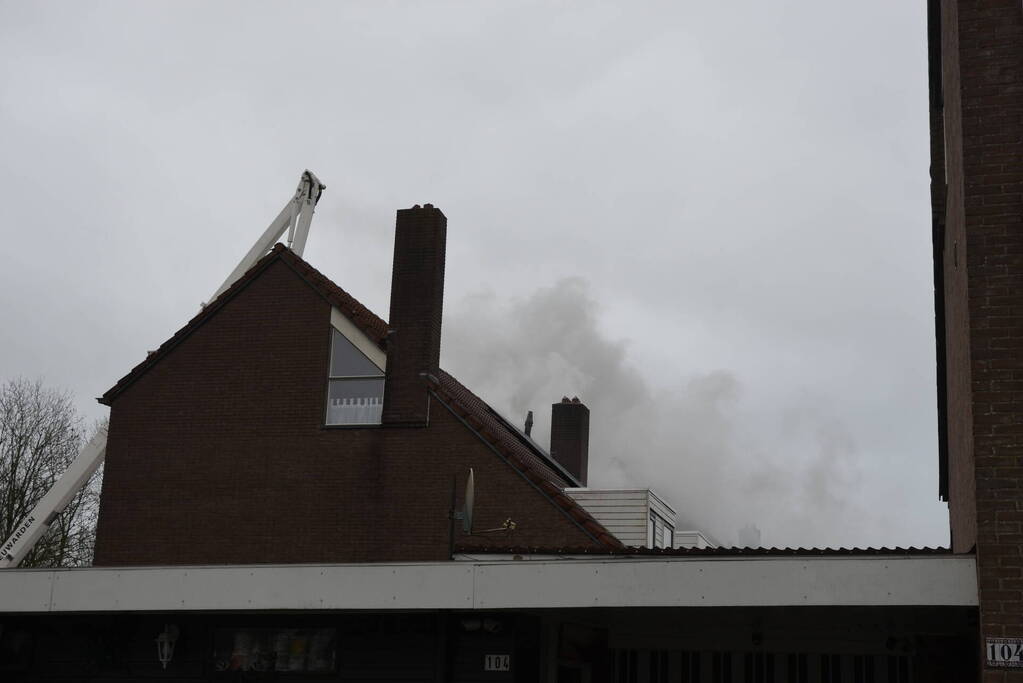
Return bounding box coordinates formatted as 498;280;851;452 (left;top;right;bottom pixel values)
442;278;883;549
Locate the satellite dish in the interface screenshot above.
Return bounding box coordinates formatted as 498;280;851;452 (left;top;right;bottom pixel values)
463;468;475;534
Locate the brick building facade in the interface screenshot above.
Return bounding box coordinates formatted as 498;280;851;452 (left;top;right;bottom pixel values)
1;6;1017;679
928;0;1023;678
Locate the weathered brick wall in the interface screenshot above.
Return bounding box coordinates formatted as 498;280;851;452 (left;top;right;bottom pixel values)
936;0;1023;679
383;205;446;427
93;258;600;565
940;0;979;554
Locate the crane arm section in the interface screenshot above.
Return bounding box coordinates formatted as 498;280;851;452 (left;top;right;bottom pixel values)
0;426;108;568
1;170;326;569
207;169;325;304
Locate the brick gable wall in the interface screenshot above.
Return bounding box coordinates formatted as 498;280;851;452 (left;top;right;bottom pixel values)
937;0;979;554
93;258;601;565
934;1;1023;679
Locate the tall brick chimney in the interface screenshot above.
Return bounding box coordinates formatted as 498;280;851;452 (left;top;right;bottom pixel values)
550;397;589;485
382;205;447;426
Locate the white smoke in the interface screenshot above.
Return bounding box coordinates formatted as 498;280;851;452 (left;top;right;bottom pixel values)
442;277;884;548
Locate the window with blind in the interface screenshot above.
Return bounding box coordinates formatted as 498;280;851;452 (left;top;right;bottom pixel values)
326;328;384;425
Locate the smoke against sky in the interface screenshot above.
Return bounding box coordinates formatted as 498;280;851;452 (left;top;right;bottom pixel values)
443;278;922;548
0;2;947;547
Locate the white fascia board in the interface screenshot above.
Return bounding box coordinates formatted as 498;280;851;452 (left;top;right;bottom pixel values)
471;556;977;609
0;556;977;614
675;531;715;549
330;307;386;371
646;489;678;517
3;563;475;613
563;488;678;518
564;488;650;495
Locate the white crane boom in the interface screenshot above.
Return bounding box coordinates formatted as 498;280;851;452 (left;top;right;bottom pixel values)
0;426;107;568
207;169;325;304
1;170;325;568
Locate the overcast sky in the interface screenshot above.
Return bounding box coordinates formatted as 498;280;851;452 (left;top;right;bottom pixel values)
0;2;946;548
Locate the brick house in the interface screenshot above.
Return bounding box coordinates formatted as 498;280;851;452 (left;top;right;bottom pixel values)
92;205;619;566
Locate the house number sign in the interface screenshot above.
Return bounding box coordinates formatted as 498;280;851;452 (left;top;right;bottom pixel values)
484;654;511;671
987;638;1023;668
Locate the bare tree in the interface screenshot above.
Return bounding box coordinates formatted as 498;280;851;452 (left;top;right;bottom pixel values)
0;378;103;567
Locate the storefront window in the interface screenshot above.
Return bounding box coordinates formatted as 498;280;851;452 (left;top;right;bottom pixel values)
213;628;336;673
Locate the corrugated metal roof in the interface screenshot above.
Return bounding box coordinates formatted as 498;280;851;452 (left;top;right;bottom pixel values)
454;544;955;557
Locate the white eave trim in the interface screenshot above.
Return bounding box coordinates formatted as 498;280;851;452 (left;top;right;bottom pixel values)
563;488;678;517
0;555;977;613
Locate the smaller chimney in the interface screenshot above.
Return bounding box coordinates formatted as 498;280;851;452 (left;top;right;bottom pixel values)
524;410;534;437
550;397;589;485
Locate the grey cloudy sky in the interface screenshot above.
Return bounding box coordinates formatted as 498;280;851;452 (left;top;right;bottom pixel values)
0;2;946;548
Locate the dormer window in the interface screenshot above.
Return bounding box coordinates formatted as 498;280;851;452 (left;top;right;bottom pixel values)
326;311;385;426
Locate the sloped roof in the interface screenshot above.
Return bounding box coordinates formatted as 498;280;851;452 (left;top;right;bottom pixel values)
428;371;622;550
434;371;580;488
100;244;388;405
98;244;621;550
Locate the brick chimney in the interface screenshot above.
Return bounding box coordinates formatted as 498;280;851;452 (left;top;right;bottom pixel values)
550;397;589;485
382;204;447;426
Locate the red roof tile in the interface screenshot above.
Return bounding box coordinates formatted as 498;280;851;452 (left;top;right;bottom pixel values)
427;371;623;551
278;248;389;346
